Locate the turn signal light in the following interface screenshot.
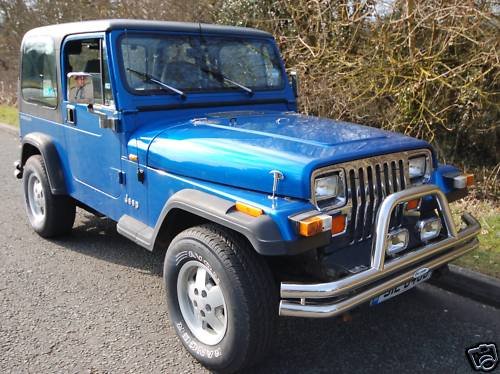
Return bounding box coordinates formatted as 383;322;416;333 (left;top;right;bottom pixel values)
451;173;474;189
331;214;346;236
299;214;332;237
466;174;474;187
405;198;421;211
235;202;263;217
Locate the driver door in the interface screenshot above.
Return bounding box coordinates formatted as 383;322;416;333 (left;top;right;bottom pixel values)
62;36;123;204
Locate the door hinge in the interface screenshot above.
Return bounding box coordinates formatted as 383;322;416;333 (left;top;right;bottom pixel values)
137;169;145;183
118;171;125;185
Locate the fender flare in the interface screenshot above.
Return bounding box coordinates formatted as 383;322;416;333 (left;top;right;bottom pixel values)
21;132;68;195
150;189;329;255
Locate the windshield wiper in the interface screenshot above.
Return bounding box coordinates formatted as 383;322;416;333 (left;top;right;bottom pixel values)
200;67;253;96
126;68;186;99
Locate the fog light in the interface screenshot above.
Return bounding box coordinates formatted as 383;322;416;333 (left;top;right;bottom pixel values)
386;228;409;256
417;218;442;242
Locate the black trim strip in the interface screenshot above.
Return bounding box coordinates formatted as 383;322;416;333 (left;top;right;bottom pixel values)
136;98;291;111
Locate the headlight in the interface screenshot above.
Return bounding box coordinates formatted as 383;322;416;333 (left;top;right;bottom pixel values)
409;156;426;178
313;171;346;209
315;175;339;200
409;155;431;184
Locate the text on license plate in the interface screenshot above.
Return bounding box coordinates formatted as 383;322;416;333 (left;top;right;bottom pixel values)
370;270;433;306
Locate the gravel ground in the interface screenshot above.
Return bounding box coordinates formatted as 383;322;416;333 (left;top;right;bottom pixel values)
0;129;499;373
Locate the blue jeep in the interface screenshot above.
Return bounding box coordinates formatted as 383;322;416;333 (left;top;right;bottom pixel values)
16;20;480;372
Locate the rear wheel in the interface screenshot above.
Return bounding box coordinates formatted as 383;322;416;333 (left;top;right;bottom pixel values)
23;155;75;237
163;224;277;373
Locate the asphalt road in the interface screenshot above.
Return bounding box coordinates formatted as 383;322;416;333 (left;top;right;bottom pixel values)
0;128;499;373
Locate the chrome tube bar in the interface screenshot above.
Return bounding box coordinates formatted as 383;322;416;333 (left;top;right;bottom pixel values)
279;185;481;317
281;212;478;299
371;184;457;271
280;238;479;318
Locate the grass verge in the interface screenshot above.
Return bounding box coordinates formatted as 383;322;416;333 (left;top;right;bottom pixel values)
0;105;19;127
451;198;500;278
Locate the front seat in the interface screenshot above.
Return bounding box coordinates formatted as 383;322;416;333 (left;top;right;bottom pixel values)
84;59;100;73
161;61;201;89
83;59;101;100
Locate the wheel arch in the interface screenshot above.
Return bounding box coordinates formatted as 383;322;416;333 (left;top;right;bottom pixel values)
153;207;210;253
21;132;68;195
151;189;285;256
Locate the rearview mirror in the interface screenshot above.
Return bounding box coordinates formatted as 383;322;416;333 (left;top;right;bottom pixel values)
67;72;94;104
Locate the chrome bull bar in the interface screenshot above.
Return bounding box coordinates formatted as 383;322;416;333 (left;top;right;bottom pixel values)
279;185;481;318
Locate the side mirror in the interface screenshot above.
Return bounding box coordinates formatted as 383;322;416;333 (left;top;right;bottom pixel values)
87;103;120;131
67;72;94;104
288;70;299;98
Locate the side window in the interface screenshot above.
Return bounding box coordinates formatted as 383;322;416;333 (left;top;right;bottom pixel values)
21;36;58;108
64;38;114;106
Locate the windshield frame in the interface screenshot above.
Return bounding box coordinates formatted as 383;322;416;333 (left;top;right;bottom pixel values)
116;31;286;97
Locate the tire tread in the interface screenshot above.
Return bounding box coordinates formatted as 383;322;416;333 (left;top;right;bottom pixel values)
170;223;277;372
24;155;75;237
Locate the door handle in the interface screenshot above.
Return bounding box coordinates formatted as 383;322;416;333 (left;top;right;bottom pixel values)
66;104;76;125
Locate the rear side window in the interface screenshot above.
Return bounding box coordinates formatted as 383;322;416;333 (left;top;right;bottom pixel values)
21;36;58;108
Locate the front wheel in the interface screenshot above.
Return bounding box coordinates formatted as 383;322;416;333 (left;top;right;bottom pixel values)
163;224;277;373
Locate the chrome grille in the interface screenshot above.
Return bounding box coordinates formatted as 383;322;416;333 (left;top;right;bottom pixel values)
311;150;432;243
346;159;407;242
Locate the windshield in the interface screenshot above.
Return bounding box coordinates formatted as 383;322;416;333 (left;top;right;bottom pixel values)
119;34;284;94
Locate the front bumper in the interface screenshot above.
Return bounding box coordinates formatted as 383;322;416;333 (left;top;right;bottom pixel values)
279;184;480;318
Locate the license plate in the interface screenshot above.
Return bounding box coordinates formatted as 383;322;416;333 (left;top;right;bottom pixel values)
370;270;433;306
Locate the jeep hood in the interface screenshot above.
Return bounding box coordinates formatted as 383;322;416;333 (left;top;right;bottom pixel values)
139;111;431;199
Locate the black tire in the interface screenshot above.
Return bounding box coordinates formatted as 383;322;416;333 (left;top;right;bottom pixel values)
163;224;277;373
23;155;75;238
